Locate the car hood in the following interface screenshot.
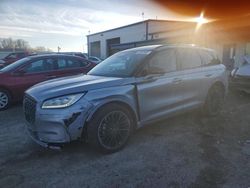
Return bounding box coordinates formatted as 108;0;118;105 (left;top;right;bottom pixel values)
235;55;250;77
26;74;135;101
236;64;250;77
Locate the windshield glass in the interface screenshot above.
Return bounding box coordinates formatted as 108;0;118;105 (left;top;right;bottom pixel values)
88;50;151;77
1;57;30;72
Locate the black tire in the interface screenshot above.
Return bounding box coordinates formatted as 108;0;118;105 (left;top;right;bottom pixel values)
87;103;134;153
0;89;11;111
204;85;225;116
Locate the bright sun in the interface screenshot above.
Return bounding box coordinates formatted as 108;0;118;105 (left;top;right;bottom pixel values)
195;12;209;31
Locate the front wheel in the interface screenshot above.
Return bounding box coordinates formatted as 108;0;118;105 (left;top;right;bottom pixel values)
0;89;11;111
87;104;133;153
204;85;225;116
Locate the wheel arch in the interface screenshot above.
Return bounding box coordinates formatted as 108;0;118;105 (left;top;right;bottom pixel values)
209;81;226;96
0;86;13;99
85;100;138;129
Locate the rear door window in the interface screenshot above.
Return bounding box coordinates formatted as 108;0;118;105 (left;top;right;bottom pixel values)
67;58;87;68
56;57;89;70
25;58;55;73
176;48;202;70
57;58;67;70
199;50;221;66
148;49;177;73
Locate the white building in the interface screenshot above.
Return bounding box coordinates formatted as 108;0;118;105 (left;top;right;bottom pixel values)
87;19;250;69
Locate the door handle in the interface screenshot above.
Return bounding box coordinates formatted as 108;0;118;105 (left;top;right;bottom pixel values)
205;74;213;77
46;75;57;79
140;76;158;84
172;78;182;84
141;78;157;83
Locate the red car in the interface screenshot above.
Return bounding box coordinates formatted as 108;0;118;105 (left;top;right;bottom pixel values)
0;54;96;110
0;51;30;69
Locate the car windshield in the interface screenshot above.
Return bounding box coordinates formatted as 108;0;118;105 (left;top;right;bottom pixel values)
88;50;151;77
1;57;30;72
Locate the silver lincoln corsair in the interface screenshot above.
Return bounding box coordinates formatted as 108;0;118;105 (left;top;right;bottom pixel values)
24;45;228;153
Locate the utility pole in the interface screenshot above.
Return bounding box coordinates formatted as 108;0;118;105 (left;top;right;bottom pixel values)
57;46;61;53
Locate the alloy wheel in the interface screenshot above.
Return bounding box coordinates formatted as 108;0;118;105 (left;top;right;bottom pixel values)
0;91;8;109
97;111;131;150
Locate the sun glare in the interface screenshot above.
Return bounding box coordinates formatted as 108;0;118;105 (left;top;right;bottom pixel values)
195;12;209;31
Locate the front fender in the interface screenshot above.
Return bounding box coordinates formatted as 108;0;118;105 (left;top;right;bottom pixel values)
84;85;138;124
86;96;138;123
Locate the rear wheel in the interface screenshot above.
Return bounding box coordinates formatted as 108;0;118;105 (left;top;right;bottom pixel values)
204;85;225;116
0;89;11;111
87;104;133;153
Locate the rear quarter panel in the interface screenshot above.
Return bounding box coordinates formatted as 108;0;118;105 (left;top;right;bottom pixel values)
201;64;228;100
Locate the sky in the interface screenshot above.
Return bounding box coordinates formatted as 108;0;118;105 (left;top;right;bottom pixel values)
0;0;194;52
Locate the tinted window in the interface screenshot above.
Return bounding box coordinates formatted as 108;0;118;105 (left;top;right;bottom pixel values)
56;57;88;70
67;58;87;68
177;48;202;70
148;49;177;73
57;58;67;70
25;58;54;73
200;50;221;66
68;59;82;68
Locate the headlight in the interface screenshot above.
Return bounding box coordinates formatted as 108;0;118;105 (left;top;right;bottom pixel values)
42;93;86;109
230;68;238;77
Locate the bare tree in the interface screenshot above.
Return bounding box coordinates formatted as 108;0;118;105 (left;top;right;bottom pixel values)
0;38;53;52
0;38;15;49
15;39;29;50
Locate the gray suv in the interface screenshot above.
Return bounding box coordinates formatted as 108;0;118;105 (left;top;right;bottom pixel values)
24;45;228;153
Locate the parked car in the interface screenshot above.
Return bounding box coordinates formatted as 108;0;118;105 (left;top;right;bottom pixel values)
23;45;228;153
88;56;102;64
0;54;96;110
0;51;30;69
229;55;250;93
61;52;88;59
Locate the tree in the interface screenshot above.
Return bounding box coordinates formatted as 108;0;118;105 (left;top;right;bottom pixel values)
15;39;29;50
0;38;52;52
0;38;15;49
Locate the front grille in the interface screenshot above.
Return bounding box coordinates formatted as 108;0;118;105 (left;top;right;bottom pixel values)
24;95;37;124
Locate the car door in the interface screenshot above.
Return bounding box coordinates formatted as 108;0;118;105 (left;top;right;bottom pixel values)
136;48;185;123
13;57;56;98
174;48;207;108
53;57;91;77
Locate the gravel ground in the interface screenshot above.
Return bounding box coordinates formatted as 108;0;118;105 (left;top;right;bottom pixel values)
0;91;249;188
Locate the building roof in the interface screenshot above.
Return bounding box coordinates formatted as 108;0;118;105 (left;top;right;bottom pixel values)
87;19;193;37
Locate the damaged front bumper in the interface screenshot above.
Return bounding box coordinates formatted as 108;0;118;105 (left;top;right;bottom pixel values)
24;97;93;148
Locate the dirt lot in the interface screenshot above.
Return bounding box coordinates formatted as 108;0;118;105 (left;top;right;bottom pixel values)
0;91;249;188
